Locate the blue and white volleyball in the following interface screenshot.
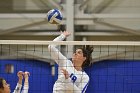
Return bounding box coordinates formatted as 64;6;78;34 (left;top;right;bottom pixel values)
47;9;63;24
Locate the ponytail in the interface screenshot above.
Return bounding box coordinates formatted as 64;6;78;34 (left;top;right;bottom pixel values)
81;45;93;69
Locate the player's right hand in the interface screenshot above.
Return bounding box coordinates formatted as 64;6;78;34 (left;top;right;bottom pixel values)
24;71;30;79
61;31;71;37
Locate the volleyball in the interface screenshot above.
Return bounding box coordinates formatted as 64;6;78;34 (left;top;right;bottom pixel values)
47;9;63;24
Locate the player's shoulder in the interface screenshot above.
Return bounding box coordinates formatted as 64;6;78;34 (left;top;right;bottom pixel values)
82;72;89;80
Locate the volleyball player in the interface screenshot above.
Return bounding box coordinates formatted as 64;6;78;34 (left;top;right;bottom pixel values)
0;71;29;93
48;31;93;93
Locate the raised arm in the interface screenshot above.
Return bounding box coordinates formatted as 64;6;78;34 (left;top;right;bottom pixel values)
48;31;71;65
13;71;23;93
21;71;30;93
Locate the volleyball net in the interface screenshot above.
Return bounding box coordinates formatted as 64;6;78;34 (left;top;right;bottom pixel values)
0;40;140;93
0;40;140;62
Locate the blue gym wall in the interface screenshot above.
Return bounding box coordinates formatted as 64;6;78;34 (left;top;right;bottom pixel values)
0;59;140;93
0;60;56;93
85;60;140;93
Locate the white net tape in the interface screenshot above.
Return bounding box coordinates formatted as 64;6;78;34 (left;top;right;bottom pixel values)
0;40;140;45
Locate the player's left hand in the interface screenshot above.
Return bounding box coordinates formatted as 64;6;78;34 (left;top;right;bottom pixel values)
61;69;69;79
17;71;24;80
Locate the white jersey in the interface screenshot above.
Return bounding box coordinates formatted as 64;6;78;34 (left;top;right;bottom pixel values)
13;83;29;93
48;34;89;93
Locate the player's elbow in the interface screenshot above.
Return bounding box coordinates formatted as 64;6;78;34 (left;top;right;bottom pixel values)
48;45;52;52
48;45;56;52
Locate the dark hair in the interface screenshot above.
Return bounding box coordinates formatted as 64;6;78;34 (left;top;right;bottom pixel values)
0;77;4;90
81;45;93;69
